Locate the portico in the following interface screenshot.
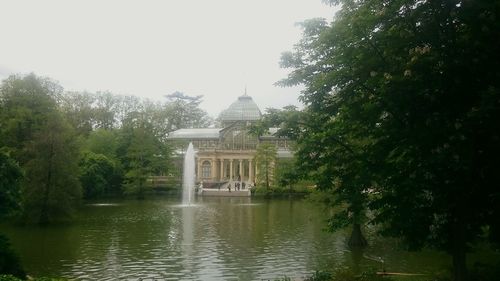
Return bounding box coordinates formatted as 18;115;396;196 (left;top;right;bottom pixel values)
196;152;256;183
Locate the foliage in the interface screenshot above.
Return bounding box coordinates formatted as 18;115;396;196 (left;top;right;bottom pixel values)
252;185;312;197
81;129;123;199
249;106;303;140
58;91;97;135
429;262;500;281
303;268;387;281
0;74;61;163
305;270;333;281
0;150;23;220
0;276;19;281
268;268;389;281
121;114;170;199
254;143;277;189
59;90;213;137
1;73;210;204
21;111;81;224
79;152;121;199
280;0;500;280
0;235;26;279
274;158;296;188
0;74;82;224
0;148;25;281
467;263;500;281
164;91;213;130
255;106;371;246
83;129;119;160
0;276;65;281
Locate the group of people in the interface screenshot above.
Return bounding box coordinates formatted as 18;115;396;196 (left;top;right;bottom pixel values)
226;176;252;192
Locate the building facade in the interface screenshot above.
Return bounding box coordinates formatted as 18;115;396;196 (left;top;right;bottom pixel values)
167;94;292;186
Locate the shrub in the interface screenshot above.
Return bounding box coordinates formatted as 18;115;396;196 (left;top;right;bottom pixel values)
305;270;333;281
303;268;389;281
0;235;25;279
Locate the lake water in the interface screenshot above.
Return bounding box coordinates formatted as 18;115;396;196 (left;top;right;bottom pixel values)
2;197;451;280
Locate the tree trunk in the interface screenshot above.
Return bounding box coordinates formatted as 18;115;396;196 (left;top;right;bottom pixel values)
348;223;368;248
451;221;467;281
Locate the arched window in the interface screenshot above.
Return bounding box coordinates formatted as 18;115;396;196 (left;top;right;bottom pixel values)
202;161;211;178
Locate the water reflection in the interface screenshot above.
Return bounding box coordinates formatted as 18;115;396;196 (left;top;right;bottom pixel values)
2;197;452;280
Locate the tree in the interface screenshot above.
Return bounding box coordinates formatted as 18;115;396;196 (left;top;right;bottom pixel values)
254;143;277;189
84;129;120;160
0;150;23;220
0;74;82;224
121;113;170;199
164;92;213;130
22;112;82;224
255;106;372;247
0;73;61;163
58;91;96;136
0;150;26;279
280;0;500;280
93;91;117;129
79;152;121;199
249;106;303;140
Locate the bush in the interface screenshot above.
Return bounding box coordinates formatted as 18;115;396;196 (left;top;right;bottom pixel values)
0;276;66;281
252;185;312;197
302;268;389;281
305;270;333;281
0;235;25;279
0;275;22;281
468;262;500;281
79;152;123;199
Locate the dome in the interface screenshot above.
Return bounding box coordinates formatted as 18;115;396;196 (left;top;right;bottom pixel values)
219;95;262;122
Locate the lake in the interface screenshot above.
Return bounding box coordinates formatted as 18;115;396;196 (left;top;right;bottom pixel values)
2;197;450;280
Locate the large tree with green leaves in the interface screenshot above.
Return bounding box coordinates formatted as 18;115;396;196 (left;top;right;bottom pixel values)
0;74;82;224
79;152;121;199
0;150;23;220
84;129;120;160
120;112;171;199
0;152;26;279
21;111;82;224
280;0;500;280
164;92;213;130
253;105;372;247
0;74;62;162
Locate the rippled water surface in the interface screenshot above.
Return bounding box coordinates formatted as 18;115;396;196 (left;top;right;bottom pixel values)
3;197;450;280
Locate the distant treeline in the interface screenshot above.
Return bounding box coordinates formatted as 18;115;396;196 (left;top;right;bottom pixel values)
0;73;212;224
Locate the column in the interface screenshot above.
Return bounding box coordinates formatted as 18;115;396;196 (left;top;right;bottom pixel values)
211;158;216;180
249;159;253;183
255;160;259;184
197;158;202;181
238;159;243;181
219;159;224;180
229;159;234;181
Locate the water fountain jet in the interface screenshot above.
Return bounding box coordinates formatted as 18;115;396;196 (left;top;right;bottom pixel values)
182;142;196;205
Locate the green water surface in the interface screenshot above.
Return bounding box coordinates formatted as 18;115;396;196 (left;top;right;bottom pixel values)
2;197;453;280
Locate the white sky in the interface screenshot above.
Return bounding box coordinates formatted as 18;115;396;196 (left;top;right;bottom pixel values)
0;0;336;117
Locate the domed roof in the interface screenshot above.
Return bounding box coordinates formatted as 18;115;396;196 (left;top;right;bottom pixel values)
219;94;262;122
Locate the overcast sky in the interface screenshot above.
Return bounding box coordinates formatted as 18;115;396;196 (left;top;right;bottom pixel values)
0;0;336;117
